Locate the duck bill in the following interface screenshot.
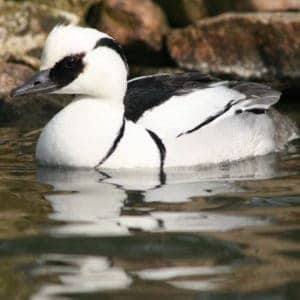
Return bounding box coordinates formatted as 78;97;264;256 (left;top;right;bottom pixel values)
11;69;59;97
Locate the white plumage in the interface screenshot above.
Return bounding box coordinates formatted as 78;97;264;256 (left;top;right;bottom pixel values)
13;25;298;170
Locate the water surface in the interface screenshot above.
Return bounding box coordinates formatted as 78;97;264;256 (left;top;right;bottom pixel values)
0;104;299;300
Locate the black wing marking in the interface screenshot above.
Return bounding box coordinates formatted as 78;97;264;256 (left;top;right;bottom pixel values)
176;81;281;137
177;100;235;137
124;73;281;138
124;72;219;122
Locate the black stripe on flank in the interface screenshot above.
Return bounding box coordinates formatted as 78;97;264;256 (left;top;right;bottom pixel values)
94;37;128;72
97;119;126;167
49;52;85;88
147;129;166;185
177;100;235;138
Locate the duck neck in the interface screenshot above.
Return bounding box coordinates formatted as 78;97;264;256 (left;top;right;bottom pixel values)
75;93;125;113
90;99;125;168
74;68;128;112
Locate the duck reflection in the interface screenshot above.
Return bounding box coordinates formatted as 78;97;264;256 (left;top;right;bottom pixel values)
31;155;279;298
31;254;132;300
37;155;276;237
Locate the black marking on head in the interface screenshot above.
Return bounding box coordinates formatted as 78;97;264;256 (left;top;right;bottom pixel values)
94;37;128;72
146;129;166;185
125;72;219;122
97;119;126;168
49;52;85;88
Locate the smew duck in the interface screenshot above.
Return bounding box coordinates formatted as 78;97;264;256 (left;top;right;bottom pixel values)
12;25;298;173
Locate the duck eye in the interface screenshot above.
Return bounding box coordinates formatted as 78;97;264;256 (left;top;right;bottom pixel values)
64;56;79;68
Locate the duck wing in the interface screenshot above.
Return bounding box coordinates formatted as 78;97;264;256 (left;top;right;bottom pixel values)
124;72;281;139
125;72;217;122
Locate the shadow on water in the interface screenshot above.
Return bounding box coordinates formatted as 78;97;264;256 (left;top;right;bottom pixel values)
0;111;299;299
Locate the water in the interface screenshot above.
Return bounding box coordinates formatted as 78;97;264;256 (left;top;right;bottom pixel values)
0;104;299;300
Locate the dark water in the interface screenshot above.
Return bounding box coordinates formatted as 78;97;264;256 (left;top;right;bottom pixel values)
0;104;299;300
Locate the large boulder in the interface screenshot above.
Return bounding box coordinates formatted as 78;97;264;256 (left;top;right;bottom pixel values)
89;0;169;64
167;13;300;86
0;1;79;68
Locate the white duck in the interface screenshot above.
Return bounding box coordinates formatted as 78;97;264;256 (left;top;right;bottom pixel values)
12;25;298;173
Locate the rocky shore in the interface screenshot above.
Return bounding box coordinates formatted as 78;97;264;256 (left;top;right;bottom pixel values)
0;0;299;125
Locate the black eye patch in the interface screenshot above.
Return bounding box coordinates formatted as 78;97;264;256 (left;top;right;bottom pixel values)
49;53;85;88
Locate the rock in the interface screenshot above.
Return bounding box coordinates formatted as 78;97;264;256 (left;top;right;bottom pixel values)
154;0;208;27
0;62;33;100
0;62;72;126
234;0;300;11
206;0;300;15
167;13;300;86
0;1;79;68
0;92;73;126
155;0;300;24
89;0;169;62
22;0;101;18
129;64;185;79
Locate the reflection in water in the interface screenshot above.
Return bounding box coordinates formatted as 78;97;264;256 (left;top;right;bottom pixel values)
135;265;232;292
37;155;275;237
168;279;221;292
31;254;132;300
135;265;231;281
30;156;281;298
0;110;299;299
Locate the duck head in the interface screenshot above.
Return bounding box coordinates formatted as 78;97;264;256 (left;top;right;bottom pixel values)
12;25;128;101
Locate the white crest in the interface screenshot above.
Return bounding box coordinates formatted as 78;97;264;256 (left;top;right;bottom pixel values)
40;25;109;69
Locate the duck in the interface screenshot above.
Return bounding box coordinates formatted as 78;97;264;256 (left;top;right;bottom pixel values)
12;25;298;173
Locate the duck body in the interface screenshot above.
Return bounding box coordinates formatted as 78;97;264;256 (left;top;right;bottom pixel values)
35;85;291;170
12;25;298;171
125;73;283;139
